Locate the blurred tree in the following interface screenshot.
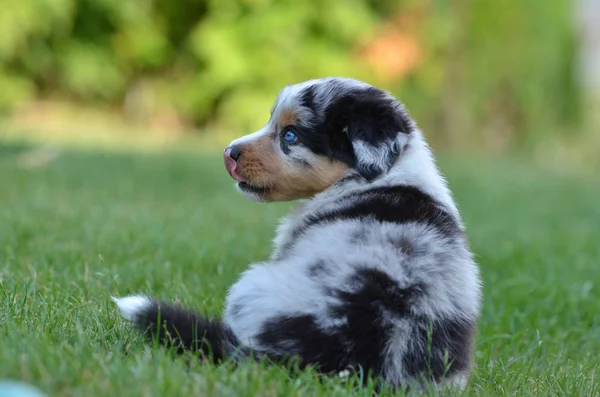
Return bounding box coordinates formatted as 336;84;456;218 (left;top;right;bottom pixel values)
0;0;582;149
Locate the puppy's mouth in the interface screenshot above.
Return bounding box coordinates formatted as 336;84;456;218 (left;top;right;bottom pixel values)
223;150;272;196
237;181;271;195
224;162;271;194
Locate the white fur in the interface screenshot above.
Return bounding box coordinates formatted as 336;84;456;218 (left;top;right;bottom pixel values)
112;295;151;321
228;126;270;148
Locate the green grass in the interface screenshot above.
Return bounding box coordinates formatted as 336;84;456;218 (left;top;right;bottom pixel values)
1;141;599;396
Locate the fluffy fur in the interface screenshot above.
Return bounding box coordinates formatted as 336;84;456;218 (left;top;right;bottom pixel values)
112;77;482;391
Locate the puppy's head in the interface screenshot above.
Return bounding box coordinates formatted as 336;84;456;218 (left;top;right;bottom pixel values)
224;77;413;202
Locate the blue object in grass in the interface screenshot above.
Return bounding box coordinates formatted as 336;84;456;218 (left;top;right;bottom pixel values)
0;381;47;397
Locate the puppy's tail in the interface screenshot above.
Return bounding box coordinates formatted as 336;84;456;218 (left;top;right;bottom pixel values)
112;295;248;363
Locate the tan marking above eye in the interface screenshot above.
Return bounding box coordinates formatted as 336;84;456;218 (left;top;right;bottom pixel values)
278;107;298;128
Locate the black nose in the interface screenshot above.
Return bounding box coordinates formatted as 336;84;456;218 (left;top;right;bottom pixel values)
227;146;241;161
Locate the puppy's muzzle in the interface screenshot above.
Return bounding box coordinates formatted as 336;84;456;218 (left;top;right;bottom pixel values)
224;146;245;182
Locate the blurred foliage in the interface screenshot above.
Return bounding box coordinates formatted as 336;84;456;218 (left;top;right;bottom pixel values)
0;0;581;149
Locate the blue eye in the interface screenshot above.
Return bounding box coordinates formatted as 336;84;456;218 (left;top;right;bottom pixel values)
282;130;298;144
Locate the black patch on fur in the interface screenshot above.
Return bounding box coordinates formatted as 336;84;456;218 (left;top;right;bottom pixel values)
293;82;412;179
285;185;460;256
294;82;412;180
308;260;328;278
399;238;416;255
299;84;317;110
256;314;347;373
332;268;422;318
257;268;423;380
335;86;411;142
229;303;243;318
386;235;427;258
131;301;246;363
403;316;475;381
294;122;355;169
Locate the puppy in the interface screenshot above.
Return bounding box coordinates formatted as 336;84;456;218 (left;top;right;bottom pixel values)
113;77;482;391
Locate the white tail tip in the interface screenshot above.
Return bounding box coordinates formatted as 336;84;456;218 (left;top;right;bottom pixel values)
111;295;152;321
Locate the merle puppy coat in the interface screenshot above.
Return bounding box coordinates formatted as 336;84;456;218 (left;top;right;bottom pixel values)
113;77;482;390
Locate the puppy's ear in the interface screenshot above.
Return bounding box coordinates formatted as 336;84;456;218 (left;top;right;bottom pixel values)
341;87;411;180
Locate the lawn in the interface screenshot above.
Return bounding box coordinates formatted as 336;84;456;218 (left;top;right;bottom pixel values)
1;141;599;396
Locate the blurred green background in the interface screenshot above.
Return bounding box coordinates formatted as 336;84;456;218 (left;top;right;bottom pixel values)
1;2;600;395
0;0;598;161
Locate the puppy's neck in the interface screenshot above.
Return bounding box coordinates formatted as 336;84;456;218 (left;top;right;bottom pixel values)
313;130;462;223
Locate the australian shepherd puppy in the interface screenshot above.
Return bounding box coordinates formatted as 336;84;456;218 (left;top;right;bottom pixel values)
113;77;482;391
